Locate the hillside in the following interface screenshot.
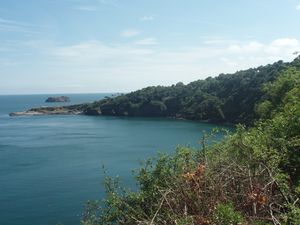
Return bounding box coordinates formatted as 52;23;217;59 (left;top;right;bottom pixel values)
84;59;295;125
82;58;300;224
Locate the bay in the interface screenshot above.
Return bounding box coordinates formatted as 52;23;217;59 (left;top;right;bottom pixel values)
0;94;231;225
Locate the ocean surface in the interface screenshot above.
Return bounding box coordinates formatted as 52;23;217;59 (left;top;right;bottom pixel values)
0;94;231;225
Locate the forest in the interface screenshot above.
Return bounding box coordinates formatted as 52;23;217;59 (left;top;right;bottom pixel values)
83;59;298;125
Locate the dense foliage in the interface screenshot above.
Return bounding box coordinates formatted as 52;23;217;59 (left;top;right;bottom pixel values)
82;58;300;225
84;59;297;125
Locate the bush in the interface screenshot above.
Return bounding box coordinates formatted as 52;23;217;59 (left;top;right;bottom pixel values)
212;203;244;225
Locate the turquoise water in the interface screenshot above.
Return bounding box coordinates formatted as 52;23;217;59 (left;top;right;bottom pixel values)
0;94;230;225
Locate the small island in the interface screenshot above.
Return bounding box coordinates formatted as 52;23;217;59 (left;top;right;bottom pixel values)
45;96;70;103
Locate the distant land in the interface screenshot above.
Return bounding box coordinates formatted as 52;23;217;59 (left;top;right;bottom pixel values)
10;57;299;125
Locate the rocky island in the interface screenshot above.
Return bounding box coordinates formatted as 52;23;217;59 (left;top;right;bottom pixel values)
45;96;70;103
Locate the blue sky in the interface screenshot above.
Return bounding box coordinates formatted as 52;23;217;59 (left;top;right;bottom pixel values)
1;0;300;94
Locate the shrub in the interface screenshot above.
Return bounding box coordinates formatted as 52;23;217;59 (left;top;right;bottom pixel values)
212;203;244;225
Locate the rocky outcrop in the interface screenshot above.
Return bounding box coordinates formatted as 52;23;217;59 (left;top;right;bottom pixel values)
45;96;70;102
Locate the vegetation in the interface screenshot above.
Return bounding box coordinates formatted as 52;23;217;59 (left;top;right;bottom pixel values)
83;59;299;125
82;57;300;225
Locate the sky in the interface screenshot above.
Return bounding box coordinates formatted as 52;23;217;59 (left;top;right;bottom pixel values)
0;0;300;94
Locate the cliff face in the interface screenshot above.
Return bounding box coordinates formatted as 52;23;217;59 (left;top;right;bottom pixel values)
45;96;70;102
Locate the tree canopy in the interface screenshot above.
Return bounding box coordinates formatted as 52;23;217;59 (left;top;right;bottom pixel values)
84;59;298;125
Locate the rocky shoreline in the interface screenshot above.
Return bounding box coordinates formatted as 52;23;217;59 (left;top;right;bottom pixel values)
9;106;84;116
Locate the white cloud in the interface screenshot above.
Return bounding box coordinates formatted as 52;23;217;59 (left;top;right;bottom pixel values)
271;38;299;47
120;29;141;38
48;37;300;72
49;40;154;65
296;4;300;10
75;6;97;11
226;38;300;57
228;41;263;53
135;38;157;45
140;15;155;21
5;37;299;93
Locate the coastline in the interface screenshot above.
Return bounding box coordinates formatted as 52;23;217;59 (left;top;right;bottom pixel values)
9;106;83;116
9;105;235;127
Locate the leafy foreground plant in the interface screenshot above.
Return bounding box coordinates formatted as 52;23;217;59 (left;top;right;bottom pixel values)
82;63;300;225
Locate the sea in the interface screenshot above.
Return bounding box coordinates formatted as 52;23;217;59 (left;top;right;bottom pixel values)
0;94;231;225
